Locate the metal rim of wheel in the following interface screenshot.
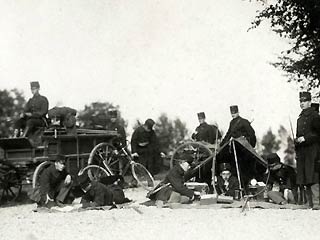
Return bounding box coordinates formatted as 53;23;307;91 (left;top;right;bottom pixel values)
0;163;22;203
170;141;213;169
88;142;119;171
131;162;155;190
78;164;111;181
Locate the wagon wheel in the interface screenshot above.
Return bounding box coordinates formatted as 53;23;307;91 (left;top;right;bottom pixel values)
78;165;111;182
32;161;53;188
88;142;119;175
0;162;22;203
170;142;213;169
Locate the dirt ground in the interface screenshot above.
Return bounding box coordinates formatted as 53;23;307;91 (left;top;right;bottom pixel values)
1;187;320;240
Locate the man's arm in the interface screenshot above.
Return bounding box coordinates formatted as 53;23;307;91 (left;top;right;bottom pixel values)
244;120;256;147
167;172;194;198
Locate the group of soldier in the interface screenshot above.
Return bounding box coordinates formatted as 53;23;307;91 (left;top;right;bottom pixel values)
14;81;320;209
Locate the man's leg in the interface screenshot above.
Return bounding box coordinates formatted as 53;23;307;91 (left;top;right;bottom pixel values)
55;181;73;204
23;118;45;137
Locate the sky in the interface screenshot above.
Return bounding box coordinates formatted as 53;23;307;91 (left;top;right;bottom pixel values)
0;0;303;139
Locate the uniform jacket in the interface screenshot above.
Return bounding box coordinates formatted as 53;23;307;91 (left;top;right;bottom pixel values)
266;163;297;192
295;107;320;184
39;164;68;199
221;116;256;147
192;122;221;144
81;181;114;207
131;125;159;154
216;175;239;197
152;164;194;201
107;122;127;147
25;93;49;118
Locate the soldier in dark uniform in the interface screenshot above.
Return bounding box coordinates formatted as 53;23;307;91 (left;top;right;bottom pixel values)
14;81;49;137
192;112;221;144
295;92;320;208
38;158;72;208
131;119;161;176
221;105;256;147
148;161;197;205
106;109;126;147
216;163;239;198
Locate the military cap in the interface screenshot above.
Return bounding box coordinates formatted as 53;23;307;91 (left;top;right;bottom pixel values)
230;105;239;114
265;153;281;165
299;91;311;102
108;108;118;118
311;103;319;113
30;81;40;88
219;162;231;172
197;112;206;119
145;118;155;128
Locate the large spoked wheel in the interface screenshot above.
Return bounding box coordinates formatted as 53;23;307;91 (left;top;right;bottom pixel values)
170;142;213;169
88;142;119;174
0;162;22;203
78;165;111;181
32;161;53;188
131;162;155;190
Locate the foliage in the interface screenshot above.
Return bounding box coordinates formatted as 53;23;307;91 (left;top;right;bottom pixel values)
260;128;281;155
154;113;189;154
252;0;320;92
0;89;26;137
77;102;127;129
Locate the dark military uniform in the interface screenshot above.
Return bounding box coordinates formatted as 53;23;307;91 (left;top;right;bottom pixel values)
221;116;256;147
149;164;194;202
15;93;49;135
131;125;160;175
39;164;71;205
107;122;126;147
192;122;221;144
216;175;239;197
295;107;320;185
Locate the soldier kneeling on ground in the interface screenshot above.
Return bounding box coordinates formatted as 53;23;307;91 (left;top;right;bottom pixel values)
264;153;298;205
147;161;200;207
78;174;131;208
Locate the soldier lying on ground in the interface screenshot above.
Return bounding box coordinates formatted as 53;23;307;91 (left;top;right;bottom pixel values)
147;161;200;206
78;174;131;208
264;153;298;205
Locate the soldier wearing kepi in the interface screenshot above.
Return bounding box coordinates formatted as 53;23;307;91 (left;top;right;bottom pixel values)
221;105;256;147
295;92;320;208
106;108;126;147
192;112;221;144
14;81;49;137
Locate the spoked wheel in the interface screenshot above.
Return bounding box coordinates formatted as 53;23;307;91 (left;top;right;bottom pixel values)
88;142;119;174
32;161;53;188
170;142;213;169
131;163;155;190
78;165;111;181
0;162;22;203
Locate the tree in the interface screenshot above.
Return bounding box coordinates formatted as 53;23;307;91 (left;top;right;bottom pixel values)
252;0;320;92
260;128;281;155
77;102;126;129
0;89;26;137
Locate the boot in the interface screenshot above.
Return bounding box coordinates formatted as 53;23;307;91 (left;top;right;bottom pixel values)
306;187;314;208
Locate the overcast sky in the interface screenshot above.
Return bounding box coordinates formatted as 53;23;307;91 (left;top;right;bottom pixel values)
0;0;303;138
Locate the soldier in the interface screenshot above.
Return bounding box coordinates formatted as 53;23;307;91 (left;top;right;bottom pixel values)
221;105;256;147
14;81;49;137
191;112;221;144
311;103;319;113
295;92;320;208
106;108;126;147
131;119;161;176
216;163;239;199
38;158;72;208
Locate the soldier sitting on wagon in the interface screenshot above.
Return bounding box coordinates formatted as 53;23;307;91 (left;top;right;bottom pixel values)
13;81;49;138
38;157;73;208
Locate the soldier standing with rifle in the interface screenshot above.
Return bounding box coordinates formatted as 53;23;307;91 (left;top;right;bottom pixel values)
221;105;256;147
295;92;320;208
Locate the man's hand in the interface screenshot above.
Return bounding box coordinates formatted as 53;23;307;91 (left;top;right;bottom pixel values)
296;136;305;143
160;152;166;158
25;112;32;117
64;175;72;185
131;152;139;158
